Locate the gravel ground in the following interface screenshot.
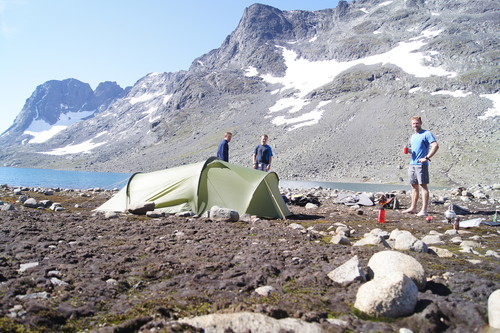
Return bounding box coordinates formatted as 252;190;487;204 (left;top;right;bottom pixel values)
0;184;499;332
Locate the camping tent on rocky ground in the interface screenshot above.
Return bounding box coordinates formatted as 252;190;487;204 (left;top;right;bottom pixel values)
95;157;291;219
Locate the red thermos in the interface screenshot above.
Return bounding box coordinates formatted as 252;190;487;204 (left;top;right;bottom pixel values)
378;207;385;223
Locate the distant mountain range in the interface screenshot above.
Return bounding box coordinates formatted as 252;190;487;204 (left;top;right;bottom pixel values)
1;0;498;187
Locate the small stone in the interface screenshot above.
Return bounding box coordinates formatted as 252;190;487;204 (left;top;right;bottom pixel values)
18;262;39;273
104;211;119;219
255;286;275;296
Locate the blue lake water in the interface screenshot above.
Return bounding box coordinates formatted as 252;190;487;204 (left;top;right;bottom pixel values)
0;167;131;190
0;166;420;192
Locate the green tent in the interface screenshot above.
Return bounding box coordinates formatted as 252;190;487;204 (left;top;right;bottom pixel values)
95;157;291;219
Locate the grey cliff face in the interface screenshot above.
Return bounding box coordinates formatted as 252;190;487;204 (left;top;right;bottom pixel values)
1;78;125;145
1;0;498;186
14;79;94;130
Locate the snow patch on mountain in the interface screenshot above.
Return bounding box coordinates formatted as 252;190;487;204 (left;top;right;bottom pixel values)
40;131;108;155
478;94;500;119
40;139;106;155
245;67;259;77
431;90;472;97
24;110;95;144
259;29;456;130
24;126;67;144
273;101;331;131
379;1;394;7
427;90;499;119
129;92;162;105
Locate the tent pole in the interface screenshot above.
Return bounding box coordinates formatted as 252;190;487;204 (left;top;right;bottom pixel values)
264;178;287;221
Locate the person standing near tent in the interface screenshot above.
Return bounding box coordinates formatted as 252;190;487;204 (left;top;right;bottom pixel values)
217;132;232;162
402;116;439;217
253;134;273;171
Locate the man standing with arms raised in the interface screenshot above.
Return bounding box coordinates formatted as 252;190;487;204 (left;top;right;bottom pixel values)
403;116;439;217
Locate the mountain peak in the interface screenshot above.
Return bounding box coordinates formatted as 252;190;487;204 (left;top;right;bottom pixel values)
1;0;498;187
1;79;124;143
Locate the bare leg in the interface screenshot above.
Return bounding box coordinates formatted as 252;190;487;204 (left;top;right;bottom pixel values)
402;184;419;214
416;184;429;216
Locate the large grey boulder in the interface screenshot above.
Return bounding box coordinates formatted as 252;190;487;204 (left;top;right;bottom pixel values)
353;234;390;247
330;234;351;245
354;272;418;318
104;211;119;219
1;204;16;211
489;289;500;329
254;286;275;296
39;199;53;208
394;230;428;253
210;206;239;222
128;202;155;215
421;234;444;246
367;250;426;291
327;255;366;286
23;198;38;208
178;312;322;333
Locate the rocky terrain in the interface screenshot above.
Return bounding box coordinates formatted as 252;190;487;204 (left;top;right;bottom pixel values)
1;0;498;187
0;183;499;332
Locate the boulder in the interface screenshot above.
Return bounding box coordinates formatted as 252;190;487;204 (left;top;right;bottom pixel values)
336;226;350;237
23;198;39;208
367;250;426;290
428;247;456;258
354;272;418;318
254;286;275;296
39;200;53;208
210;206;239;222
394;230;428;253
178;312;322;333
104;211;119;219
330;234;351;245
49;203;65;211
289;223;306;231
128;202;155;215
146;211;164;218
1;204;16;211
421;234;444;246
327;255;366;286
353;234;390;247
489;289;500;329
305;202;319;209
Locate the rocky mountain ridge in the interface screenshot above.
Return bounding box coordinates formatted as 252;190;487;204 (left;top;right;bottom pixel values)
1;79;126;145
0;0;498;187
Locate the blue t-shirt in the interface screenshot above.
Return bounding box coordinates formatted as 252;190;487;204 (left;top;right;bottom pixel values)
217;139;229;162
254;144;273;164
410;130;436;165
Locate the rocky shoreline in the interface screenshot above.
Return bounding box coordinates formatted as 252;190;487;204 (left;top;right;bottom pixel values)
0;183;499;332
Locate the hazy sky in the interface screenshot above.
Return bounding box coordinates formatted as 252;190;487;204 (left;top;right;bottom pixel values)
0;0;340;134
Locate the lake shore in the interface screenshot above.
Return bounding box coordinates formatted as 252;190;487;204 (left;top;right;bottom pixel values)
0;184;499;332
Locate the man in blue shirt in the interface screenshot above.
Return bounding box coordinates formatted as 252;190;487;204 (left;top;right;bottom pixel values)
216;132;232;162
403;116;439;217
252;134;273;171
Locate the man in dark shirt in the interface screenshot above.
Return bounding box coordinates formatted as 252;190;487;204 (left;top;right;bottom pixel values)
252;134;273;171
216;132;232;162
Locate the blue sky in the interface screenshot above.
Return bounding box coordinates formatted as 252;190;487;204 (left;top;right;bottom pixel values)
0;0;340;134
